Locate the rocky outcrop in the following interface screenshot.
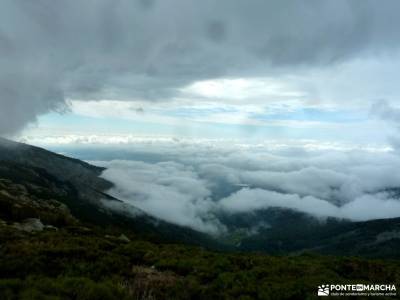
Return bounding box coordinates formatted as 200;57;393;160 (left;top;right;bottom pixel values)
118;234;131;243
0;176;77;226
12;218;44;232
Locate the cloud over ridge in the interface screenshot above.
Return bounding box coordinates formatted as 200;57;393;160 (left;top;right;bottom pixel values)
90;140;400;233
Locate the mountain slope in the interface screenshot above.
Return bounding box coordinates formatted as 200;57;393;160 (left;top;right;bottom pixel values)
1;218;398;300
0;137;111;203
0;138;399;299
0;138;226;249
223;208;400;258
1;138;400;258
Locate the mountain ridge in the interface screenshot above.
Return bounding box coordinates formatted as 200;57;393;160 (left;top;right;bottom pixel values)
1;138;400;258
0;138;399;299
0;138;227;249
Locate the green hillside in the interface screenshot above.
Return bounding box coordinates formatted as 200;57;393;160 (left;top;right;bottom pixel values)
0;139;399;299
1;219;399;300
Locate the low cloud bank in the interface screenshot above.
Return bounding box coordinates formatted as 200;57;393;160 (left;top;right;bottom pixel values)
94;141;400;233
219;188;400;221
99;160;224;234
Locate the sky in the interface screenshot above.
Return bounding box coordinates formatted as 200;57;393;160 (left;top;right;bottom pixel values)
2;1;400;232
0;0;399;147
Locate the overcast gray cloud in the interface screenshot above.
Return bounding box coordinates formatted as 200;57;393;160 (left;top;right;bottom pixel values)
2;0;400;134
371;100;400;151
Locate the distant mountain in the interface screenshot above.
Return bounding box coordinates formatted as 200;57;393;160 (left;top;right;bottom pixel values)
1;139;399;299
0;138;399;258
218;208;400;258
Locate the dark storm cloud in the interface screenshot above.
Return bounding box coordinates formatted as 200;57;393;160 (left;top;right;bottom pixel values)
1;0;400;134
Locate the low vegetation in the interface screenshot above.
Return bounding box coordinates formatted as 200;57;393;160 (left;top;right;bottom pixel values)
0;222;399;300
0;149;399;299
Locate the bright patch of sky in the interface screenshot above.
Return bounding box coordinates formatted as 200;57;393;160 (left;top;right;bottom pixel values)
19;56;399;147
21;79;391;145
